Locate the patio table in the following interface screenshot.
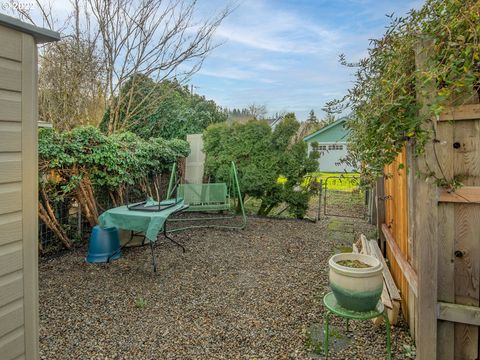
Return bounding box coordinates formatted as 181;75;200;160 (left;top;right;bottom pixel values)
99;199;189;271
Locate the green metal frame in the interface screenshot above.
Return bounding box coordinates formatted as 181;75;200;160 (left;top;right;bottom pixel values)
165;161;246;232
322;292;391;359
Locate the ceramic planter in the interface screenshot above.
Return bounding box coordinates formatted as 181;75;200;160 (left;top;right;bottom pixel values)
328;253;383;312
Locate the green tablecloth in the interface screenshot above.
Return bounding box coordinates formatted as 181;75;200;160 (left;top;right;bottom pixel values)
98;199;185;242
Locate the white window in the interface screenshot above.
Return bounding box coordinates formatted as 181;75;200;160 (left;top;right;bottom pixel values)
328;144;343;150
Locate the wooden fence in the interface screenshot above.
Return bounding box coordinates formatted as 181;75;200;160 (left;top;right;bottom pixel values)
382;147;416;330
376;40;480;359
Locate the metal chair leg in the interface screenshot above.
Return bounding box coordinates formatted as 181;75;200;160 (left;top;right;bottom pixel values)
163;225;185;252
323;311;330;359
149;241;157;272
383;311;392;360
164;233;186;252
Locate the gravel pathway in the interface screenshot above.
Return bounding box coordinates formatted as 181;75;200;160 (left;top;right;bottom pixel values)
39;217;413;359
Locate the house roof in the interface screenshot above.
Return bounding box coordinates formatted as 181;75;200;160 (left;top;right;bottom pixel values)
0;13;60;43
267;116;283;128
303;117;348;142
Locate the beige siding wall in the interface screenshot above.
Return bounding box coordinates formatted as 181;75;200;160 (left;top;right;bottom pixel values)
0;25;38;360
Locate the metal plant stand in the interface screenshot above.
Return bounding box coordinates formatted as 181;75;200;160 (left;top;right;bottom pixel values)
322;292;391;359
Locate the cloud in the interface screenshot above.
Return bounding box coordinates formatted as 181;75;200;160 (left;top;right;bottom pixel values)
19;0;421;121
190;0;422;120
197;67;255;80
214;1;342;54
253;62;283;72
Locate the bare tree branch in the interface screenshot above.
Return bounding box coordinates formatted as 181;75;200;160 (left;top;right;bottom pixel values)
88;0;231;132
12;0;232;132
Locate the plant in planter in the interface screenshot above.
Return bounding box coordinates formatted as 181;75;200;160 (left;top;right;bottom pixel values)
328;253;383;312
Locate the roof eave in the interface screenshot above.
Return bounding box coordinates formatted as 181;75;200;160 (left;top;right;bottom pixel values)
303;117;348;141
0;13;60;43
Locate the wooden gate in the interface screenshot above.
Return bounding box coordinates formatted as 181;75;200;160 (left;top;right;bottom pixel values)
433;103;480;360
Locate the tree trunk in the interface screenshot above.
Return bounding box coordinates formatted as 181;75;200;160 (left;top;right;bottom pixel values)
77;176;98;226
264;204;276;216
257;201;267;216
109;191;118;208
38;201;72;249
153;175;160;200
118;184;125;204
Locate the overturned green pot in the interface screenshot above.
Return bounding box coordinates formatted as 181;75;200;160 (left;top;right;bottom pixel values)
328;253;383;312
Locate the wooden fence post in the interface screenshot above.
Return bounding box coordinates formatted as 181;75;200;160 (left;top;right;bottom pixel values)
413;37;439;360
376;177;386;254
406;143;418;341
369;186;376;225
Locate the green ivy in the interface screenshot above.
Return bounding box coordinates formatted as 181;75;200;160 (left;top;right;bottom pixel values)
39;126;190;202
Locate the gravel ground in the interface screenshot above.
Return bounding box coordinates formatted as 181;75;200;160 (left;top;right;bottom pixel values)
39;217;414;359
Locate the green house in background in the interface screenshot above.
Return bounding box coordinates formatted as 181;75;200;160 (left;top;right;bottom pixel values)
303;117;355;172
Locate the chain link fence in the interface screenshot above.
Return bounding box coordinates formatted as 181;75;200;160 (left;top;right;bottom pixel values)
39;199;89;254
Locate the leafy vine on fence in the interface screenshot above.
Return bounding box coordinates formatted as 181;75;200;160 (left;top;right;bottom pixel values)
329;0;479;188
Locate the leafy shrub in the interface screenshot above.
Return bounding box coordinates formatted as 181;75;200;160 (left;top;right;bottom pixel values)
40;126;189;194
203;114;318;218
38;126;189;248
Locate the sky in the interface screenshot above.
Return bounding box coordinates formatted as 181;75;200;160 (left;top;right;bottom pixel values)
4;0;422;121
191;0;422;120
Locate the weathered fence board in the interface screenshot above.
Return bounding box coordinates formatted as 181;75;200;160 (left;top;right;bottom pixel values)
381;39;480;359
435;104;480;121
435;117;456;360
439;187;480;203
382;224;417;296
437;302;480;326
450;112;480;359
384;108;480;359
